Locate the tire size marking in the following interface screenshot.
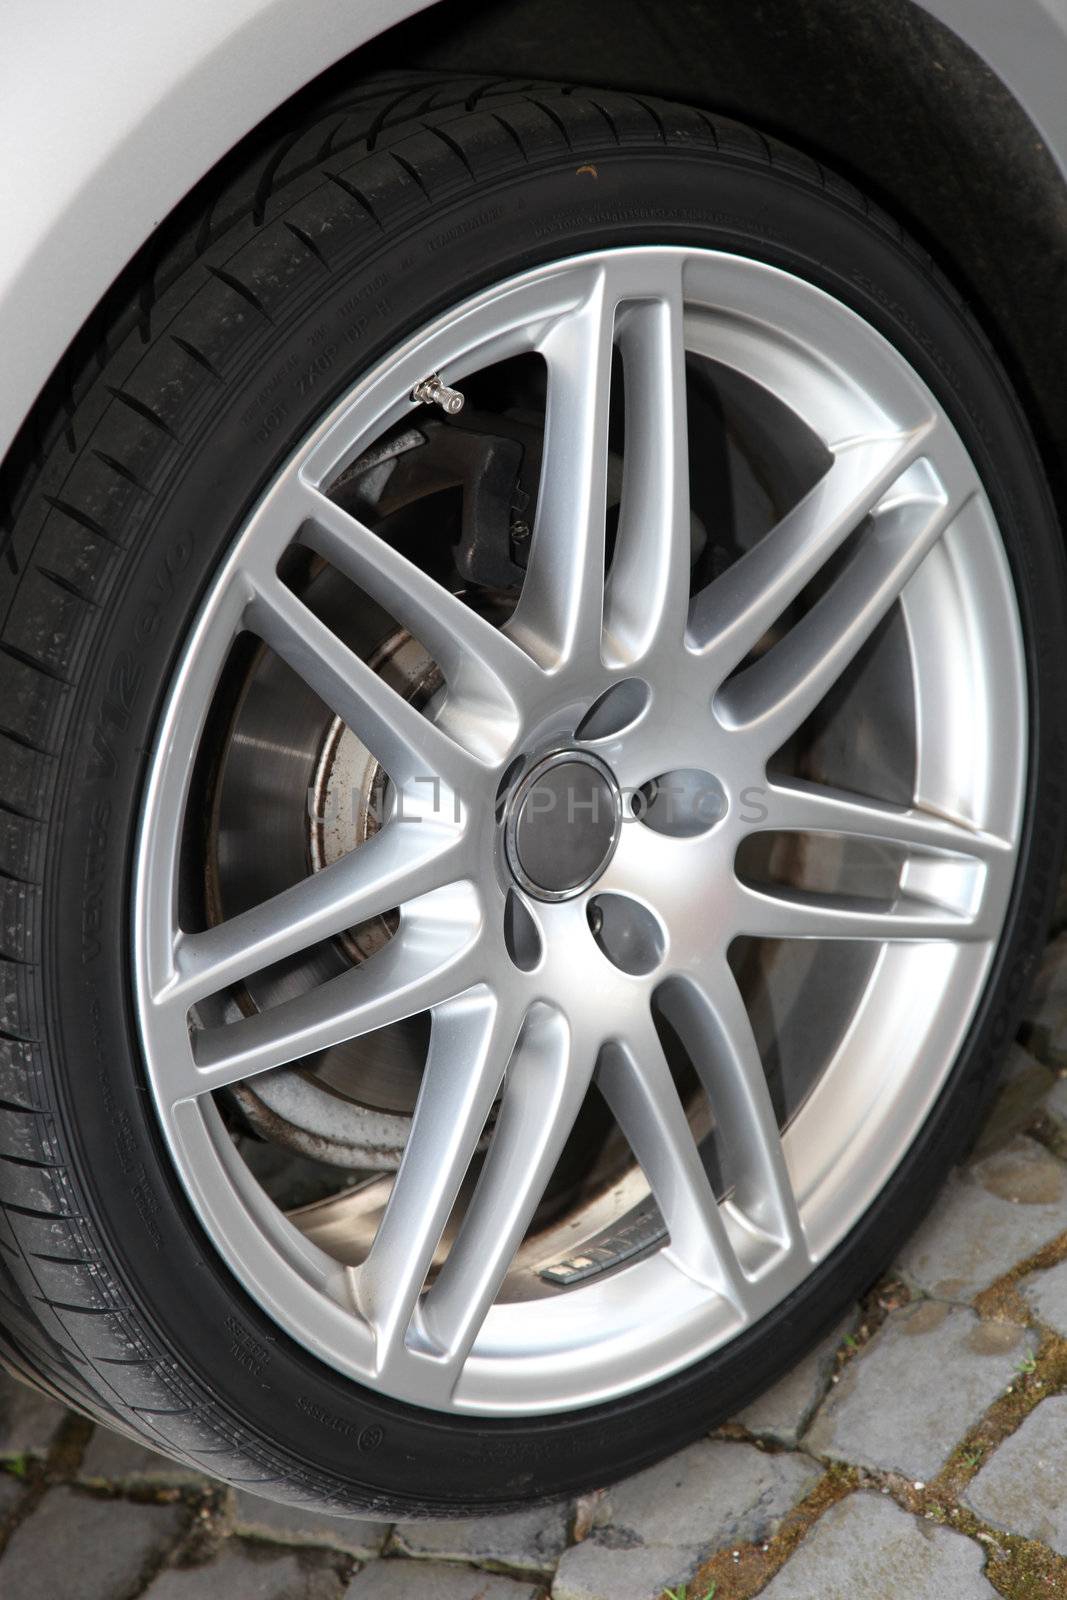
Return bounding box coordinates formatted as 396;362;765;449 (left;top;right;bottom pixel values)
225;1315;274;1380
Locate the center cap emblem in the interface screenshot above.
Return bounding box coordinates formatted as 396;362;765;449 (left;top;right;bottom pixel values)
504;750;622;902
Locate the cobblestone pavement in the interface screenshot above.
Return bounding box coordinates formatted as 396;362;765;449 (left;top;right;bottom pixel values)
7;924;1067;1599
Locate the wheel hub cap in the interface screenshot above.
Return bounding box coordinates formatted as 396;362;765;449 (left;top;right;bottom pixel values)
504;750;622;901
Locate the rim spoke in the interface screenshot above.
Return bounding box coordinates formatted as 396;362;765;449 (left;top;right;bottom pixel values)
732;879;989;941
506;271;615;670
688;426;936;678
295;482;543;750
245;573;476;789
603;263;692;664
167;890;482;1100
131;244;1028;1418
717;485;971;752
354;989;521;1376
657;966;805;1255
414;1004;591;1380
166;820;466;1009
596;1013;747;1301
757;777;1013;865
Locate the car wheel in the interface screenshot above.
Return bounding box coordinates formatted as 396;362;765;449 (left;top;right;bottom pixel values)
0;75;1063;1514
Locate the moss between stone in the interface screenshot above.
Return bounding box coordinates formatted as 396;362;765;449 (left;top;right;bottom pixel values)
973;1228;1067;1323
688;1304;1067;1597
686;1465;858;1600
854;1318;1067;1597
686;1469;1067;1600
830;1276;912;1375
874;1479;1067;1600
931;1333;1067;1502
983;1535;1067;1599
897;1494;1067;1600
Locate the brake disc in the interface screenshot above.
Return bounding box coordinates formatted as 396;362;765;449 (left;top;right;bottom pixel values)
208;565;441;1170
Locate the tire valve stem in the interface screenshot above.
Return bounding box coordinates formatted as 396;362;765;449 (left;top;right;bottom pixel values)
411;372;466;415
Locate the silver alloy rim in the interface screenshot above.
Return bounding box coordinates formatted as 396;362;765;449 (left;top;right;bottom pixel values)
133;247;1026;1417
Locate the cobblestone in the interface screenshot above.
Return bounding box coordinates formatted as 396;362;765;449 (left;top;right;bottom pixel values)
1;1486;186;1600
597;1437;819;1549
1040;1071;1067;1131
6;892;1067;1594
78;1429;214;1490
735;1314;857;1446
233;1488;390;1559
551;1439;818;1600
347;1562;541;1598
964;1394;1067;1553
972;1042;1055;1155
804;1301;1033;1479
0;1468;27;1518
142;1543;344;1599
552;1539;703;1600
1023;1255;1067;1333
1022;932;1067;1067
0;1376;65;1458
390;1500;569;1574
896;1134;1067;1299
758;1493;997;1598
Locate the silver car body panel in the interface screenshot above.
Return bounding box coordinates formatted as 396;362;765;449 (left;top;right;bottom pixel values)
0;0;1065;468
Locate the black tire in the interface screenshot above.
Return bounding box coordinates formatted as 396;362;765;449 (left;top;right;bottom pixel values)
0;73;1063;1516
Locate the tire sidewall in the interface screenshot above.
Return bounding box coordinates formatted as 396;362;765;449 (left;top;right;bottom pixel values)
46;146;1066;1508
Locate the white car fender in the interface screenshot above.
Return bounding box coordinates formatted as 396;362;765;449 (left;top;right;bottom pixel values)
1;0;1065;469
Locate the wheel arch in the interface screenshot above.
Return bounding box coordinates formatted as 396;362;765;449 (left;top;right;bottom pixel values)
377;0;1067;506
2;0;1067;545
